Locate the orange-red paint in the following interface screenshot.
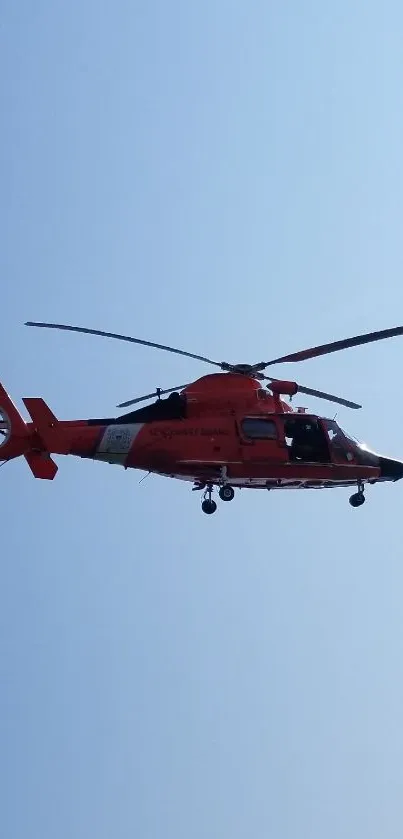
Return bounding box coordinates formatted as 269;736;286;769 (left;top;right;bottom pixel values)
1;374;402;511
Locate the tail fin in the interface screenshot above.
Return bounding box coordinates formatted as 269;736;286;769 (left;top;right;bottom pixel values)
0;384;58;480
24;450;58;480
22;398;58;442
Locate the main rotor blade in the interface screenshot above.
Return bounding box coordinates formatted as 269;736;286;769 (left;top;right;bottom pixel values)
261;325;403;367
264;377;361;409
117;384;190;408
295;384;361;409
25;322;223;368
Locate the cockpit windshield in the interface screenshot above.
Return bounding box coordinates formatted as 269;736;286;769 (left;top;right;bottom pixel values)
322;419;365;449
321;418;379;459
321;418;381;466
320;419;354;461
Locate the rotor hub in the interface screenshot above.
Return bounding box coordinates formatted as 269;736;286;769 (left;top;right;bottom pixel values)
223;363;265;379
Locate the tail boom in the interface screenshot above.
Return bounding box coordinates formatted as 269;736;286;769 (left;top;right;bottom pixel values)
0;382;147;480
0;385;84;479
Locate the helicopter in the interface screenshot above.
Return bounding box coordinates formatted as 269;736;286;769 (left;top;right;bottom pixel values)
1;320;403;514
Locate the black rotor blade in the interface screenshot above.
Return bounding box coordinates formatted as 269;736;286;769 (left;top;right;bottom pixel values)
260;325;403;367
117;384;190;409
264;377;361;409
295;384;361;409
25;322;223;368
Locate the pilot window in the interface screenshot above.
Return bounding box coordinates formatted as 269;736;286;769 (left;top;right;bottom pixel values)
241;418;277;440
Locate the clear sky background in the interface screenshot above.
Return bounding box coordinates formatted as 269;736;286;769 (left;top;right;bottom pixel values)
2;2;403;837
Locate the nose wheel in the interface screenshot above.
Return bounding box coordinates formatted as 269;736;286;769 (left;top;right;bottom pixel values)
349;481;366;507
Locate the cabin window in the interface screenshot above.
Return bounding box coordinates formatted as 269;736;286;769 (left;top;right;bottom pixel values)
283;416;330;463
241;418;277;440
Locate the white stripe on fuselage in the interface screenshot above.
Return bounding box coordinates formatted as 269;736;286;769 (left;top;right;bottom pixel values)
94;423;143;466
160;473;370;490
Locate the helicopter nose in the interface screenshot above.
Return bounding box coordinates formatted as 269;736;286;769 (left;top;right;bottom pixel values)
378;456;403;481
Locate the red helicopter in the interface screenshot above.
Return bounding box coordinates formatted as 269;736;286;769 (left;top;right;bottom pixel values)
1;321;403;514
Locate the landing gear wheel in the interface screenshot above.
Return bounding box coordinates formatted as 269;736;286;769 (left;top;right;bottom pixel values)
201;483;217;514
219;485;235;502
349;491;365;508
202;499;217;515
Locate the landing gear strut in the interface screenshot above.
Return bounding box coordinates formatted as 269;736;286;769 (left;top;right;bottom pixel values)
200;481;235;513
201;484;217;515
349;481;365;508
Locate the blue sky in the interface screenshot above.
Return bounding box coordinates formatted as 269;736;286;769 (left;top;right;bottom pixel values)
2;2;403;837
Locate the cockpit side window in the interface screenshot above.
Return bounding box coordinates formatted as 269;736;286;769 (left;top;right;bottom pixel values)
283;416;330;462
241;417;278;440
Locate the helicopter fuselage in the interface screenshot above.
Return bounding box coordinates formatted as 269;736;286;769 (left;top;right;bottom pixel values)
19;320;403;512
76;374;403;495
1;373;402;512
